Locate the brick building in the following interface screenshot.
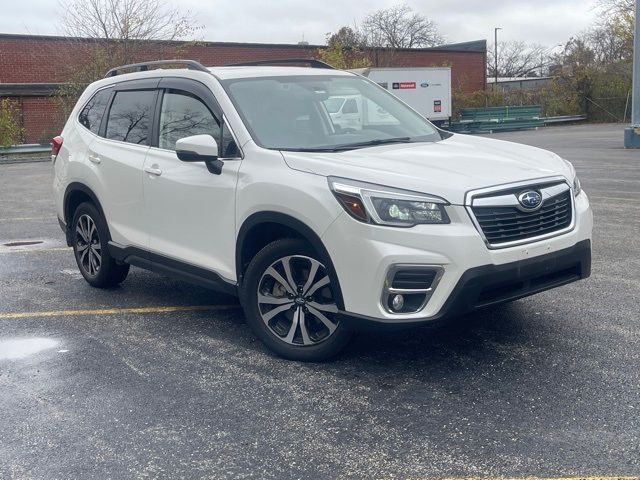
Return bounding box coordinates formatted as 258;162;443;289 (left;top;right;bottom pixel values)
0;33;486;143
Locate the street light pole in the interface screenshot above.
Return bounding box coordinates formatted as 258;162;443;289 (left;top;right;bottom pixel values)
624;0;639;148
494;27;501;90
541;44;563;77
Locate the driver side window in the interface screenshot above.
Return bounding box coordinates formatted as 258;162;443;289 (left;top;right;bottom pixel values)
342;99;358;114
158;90;220;151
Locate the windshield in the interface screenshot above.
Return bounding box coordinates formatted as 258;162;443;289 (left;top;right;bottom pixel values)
221;74;444;152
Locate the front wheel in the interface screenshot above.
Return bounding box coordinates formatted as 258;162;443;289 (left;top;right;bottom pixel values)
242;238;352;361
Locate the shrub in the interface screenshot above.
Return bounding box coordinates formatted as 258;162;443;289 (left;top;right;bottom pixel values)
0;99;24;147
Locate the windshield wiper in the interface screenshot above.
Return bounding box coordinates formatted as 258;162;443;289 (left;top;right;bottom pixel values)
277;137;414;153
279;147;347;152
329;137;414;151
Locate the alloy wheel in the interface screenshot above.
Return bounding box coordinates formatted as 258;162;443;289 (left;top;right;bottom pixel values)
257;255;339;346
75;214;102;276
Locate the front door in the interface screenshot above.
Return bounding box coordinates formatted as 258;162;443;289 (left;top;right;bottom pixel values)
142;78;241;282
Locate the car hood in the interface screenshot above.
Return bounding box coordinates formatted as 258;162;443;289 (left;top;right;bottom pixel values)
281;133;572;205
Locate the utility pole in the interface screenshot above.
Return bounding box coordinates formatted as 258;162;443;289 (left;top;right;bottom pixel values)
624;0;640;148
541;44;563;77
494;27;501;90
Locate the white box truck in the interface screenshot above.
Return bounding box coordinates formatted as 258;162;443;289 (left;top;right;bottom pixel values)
350;67;452;126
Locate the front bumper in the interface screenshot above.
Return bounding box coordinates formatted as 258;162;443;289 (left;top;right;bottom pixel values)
337;239;591;330
322;191;593;324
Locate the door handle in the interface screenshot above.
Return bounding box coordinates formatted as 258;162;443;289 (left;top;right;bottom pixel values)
88;154;101;164
144;166;162;176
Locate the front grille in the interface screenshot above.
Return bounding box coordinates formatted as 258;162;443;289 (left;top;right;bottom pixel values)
472;189;572;245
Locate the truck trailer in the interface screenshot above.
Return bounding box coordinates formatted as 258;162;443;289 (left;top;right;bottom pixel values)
350;67;452;126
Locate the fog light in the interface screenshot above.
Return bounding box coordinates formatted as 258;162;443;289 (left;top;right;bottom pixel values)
391;294;405;312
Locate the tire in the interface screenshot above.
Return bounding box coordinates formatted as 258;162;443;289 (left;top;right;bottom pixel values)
71;202;130;288
241;238;352;361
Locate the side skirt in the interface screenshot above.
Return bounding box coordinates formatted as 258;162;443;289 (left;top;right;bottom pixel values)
108;242;239;297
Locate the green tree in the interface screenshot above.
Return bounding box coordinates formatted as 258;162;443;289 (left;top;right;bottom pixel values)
318;33;372;70
327;27;365;49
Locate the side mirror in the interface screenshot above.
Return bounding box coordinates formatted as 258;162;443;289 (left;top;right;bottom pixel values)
175;134;224;175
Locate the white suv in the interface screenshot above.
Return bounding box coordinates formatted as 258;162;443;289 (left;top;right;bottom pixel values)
52;59;593;361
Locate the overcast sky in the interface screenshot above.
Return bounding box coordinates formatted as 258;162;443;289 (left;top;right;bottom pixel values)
1;0;599;48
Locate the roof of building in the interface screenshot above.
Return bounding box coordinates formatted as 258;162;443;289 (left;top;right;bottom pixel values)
423;40;487;53
0;33;487;54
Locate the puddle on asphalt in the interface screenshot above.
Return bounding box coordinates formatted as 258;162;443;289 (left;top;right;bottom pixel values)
0;338;59;360
0;238;68;253
3;240;44;247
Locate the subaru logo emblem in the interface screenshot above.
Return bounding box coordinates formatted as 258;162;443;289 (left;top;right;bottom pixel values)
420;82;429;88
518;190;543;210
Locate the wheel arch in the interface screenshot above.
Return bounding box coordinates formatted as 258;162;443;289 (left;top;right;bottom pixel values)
236;212;344;310
63;182;108;246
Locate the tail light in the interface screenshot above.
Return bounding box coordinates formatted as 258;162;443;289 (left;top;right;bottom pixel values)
51;136;63;158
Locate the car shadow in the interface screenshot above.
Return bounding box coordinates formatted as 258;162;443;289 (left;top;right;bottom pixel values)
119;270;553;378
329;301;552;380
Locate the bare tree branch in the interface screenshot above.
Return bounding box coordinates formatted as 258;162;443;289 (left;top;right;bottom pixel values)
361;4;444;49
61;0;199;53
55;0;202;115
488;41;551;78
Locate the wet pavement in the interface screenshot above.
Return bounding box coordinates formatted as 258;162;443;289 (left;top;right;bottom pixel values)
0;124;639;479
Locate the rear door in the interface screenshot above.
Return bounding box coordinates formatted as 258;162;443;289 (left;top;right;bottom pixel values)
142;78;242;282
88;79;159;247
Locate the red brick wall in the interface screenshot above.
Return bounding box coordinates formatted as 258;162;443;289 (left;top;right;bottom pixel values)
19;97;65;144
0;34;486;143
0;35;486;90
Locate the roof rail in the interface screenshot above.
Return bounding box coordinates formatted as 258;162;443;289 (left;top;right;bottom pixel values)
225;58;335;69
104;59;209;78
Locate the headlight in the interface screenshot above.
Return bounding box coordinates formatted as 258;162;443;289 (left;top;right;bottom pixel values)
573;174;581;196
563;158;581;197
328;177;450;227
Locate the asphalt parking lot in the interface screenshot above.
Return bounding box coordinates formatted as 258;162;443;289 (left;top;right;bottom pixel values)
1;123;639;479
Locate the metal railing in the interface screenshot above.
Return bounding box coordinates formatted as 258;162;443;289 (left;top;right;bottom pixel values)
0;144;50;155
0;144;51;163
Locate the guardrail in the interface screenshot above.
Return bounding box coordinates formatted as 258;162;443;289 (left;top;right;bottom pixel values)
0;144;51;155
0;144;51;164
542;115;588;124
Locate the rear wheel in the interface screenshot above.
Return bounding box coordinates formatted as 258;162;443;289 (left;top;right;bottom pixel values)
72;202;129;288
242;238;352;361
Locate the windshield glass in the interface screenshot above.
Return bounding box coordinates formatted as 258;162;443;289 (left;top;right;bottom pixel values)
221;74;444;151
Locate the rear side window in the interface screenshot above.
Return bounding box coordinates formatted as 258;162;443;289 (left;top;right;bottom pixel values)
78;88;112;134
158;90;220;151
106;90;156;145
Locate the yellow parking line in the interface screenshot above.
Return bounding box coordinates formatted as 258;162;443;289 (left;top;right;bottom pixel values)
0;246;71;254
0;216;56;222
0;304;240;320
590;195;640;204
